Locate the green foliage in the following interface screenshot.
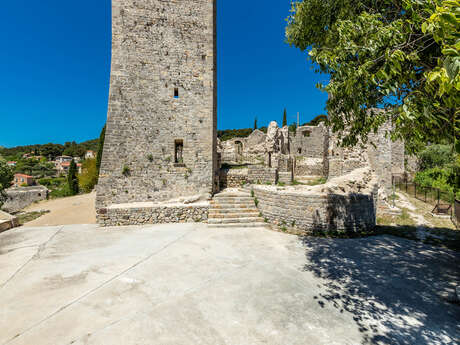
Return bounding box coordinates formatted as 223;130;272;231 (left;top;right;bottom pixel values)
217;128;254;141
0;138;99;161
0;159;14;206
418;144;455;170
286;0;460;153
96;125;106;175
305;114;328;126
38;177;66;189
78;158;98;193
50;184;73;199
283;108;288;127
122;165;131;177
254;197;259;207
67;160;79;195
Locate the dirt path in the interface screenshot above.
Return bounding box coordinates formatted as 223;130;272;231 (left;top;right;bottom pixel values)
23;192;96;227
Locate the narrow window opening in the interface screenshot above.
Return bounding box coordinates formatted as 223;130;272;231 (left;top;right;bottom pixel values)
175;140;184;164
174;88;179;98
202;55;206;61
268;152;272;168
298;148;302;154
303;130;311;137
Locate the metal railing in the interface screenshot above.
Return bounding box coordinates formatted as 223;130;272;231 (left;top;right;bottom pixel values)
392;174;458;226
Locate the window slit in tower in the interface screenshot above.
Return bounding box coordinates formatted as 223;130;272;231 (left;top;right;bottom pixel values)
174;88;179;98
175;140;184;164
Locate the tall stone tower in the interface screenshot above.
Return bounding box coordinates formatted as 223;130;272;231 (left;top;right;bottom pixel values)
97;0;217;222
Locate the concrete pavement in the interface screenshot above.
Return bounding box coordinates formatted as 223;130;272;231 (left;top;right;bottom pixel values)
0;223;458;345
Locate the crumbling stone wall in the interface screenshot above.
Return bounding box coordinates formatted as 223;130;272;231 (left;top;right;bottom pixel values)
250;168;378;234
219;169;248;188
2;186;48;214
97;0;217;220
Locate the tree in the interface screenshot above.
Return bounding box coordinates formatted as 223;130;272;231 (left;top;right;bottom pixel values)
67;159;79;195
254;117;258;130
286;0;460;153
78;158;98;193
282;108;288;127
96;125;106;177
307;114;328;126
0;159;13;207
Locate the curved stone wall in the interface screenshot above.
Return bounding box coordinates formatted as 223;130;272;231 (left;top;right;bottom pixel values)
250;168;378;234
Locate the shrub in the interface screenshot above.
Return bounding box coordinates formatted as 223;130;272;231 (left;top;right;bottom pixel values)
418;144;454;171
78;158;98;193
122;165;131;177
254;197;259;207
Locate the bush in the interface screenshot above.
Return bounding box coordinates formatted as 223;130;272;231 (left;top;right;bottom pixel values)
418;144;454;171
78;159;98;193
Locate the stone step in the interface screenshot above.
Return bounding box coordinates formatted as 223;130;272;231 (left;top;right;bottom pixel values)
210;201;256;209
214;193;251;198
208;217;264;224
208;208;259;214
208;222;268;229
208;212;261;219
211;197;254;203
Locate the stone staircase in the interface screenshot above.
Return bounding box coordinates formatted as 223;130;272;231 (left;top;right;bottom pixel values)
208;189;266;228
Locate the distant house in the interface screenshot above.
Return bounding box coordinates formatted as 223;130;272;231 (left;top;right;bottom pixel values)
7;161;17;167
59;162;82;174
85;150;96;159
55;156;73;164
13;174;35;187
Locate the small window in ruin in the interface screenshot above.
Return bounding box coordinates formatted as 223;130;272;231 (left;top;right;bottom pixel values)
303;131;311;137
298;148;302;154
174;139;184;164
202;55;206;61
174;88;179;98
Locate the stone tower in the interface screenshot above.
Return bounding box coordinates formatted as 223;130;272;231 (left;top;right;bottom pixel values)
96;0;217;220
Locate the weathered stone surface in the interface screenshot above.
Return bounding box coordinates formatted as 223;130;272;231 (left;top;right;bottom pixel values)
249;168;378;234
2;186;48;213
96;0;217;224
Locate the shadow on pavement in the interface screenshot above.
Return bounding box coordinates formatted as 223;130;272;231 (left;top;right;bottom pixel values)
300;234;460;345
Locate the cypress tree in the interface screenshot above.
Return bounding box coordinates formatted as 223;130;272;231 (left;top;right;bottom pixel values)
254;117;257;130
282;108;287;127
96;124;106;177
67;159;79;195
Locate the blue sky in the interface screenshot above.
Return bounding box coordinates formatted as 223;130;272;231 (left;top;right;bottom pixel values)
0;0;328;148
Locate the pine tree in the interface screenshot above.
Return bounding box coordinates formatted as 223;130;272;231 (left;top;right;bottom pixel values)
67;159;79;195
282;109;287;127
253;117;257;130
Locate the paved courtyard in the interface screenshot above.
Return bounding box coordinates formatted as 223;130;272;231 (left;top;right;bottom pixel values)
0;223;459;345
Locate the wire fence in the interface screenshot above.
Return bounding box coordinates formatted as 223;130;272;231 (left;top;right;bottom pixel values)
392;174;459;228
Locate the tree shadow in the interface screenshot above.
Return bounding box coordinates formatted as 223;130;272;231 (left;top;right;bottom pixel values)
300;234;460;344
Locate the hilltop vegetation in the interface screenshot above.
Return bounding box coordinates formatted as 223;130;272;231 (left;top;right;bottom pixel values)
0;139;99;161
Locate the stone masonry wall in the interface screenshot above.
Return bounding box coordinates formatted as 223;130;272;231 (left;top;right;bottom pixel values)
2;186;48;214
248;166;278;185
97;0;217;215
251;168;378;234
98;204;209;227
219;169;248;188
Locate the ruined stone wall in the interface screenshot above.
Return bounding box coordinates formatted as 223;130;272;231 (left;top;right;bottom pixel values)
97;0;217;215
250;168;378;234
292;124;328;177
391;140;405;174
248;166;278;185
219;169;248;188
2;186;48;214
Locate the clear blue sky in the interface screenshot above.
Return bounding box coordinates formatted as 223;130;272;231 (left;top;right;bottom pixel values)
0;0;328;148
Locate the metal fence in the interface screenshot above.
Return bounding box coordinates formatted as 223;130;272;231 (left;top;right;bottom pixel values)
392;174;458;226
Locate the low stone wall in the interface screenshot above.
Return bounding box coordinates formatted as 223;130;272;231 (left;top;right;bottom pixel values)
0;210;18;233
219;169;248;188
278;172;293;184
248;166;277;185
250;168;378;234
294;157;325;177
98;203;209;227
2;186;48;213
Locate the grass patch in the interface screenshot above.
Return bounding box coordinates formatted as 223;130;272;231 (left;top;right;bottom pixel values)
16;211;49;226
377;208;416;227
221;163;248;170
306;177;327;186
